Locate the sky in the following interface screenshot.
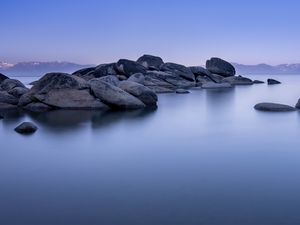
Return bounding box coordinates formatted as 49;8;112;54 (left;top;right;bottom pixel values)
1;0;300;65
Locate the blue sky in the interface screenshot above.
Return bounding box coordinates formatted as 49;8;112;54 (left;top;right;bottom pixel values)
1;0;299;65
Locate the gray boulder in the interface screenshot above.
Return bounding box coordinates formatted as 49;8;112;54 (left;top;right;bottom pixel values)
202;82;233;89
90;79;145;109
127;73;145;84
137;55;164;70
223;76;253;85
24;102;52;112
116;59;147;77
34;89;108;110
206;57;235;77
8;87;29;98
196;76;212;85
118;81;158;106
14;122;38;134
0;91;19;105
0;79;26;91
176;89;190;94
18;92;37;107
72;67;95;76
254;103;296;112
189;66;211;77
267;79;281;85
0;73;9;83
98;75;120;86
145;71;195;87
93;63;118;77
147;86;175;94
160;63;195;81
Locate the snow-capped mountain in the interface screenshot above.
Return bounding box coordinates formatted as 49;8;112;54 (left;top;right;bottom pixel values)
233;63;300;75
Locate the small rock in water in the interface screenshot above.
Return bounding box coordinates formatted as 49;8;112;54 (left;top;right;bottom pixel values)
14;122;38;134
254;103;296;112
253;80;265;84
176;89;190;94
267;79;281;85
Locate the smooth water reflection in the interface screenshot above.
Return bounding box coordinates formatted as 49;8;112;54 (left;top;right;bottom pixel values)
1;75;300;225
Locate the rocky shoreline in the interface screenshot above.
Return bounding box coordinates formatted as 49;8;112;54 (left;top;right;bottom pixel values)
0;55;299;133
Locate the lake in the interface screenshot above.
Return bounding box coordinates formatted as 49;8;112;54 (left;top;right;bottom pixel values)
1;75;300;225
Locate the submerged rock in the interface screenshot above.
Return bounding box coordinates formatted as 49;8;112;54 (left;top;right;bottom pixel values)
267;79;281;85
254;103;296;112
137;55;164;70
90;79;145;109
202;82;232;89
206;57;235;77
14;122;38;134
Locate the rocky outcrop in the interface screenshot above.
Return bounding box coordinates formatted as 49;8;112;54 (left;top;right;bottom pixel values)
14;122;38;134
98;75;120;86
267;79;281;85
160;63;195;81
137;55;164;70
116;59;147;77
254;103;296;112
206;57;235;77
127;73;145;85
8;87;29;98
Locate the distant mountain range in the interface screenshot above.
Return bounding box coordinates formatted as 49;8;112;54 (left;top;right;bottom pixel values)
0;61;93;76
1;61;300;77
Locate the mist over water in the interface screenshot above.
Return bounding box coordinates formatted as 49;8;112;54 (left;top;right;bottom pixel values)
1;75;300;225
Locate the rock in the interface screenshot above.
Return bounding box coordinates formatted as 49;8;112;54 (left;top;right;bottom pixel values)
127;73;145;84
196;75;212;85
189;66;211;77
118;81;158;106
223;76;253;85
18;92;36;107
98;75;120;86
206;57;235;77
137;55;164;70
31;73;89;94
0;103;17;110
254;103;296;112
72;67;95;76
0;115;3;119
267;79;281;85
0;79;26;91
34;89;108;110
8;87;29;98
176;89;190;94
0;91;19;105
295;99;300;109
93;63;118;77
0;73;9;83
29;81;39;86
116;59;147;77
145;71;194;87
90;79;145;109
253;80;265;84
160;63;195;81
23;102;52;112
14;122;38;134
208;73;225;83
202;82;233;89
147;86;175;94
117;75;127;81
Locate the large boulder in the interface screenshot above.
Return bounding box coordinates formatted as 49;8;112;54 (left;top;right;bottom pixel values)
34;89;108;110
72;67;95;76
98;75;120;86
18;92;37;107
0;73;9;83
189;66;211;77
206;58;235;77
31;73;89;94
116;59;147;77
137;55;164;70
14;122;38;134
8;87;29;98
118;81;158;106
0;79;26;91
0;91;19;105
89;79;145;109
160;63;195;81
267;79;281;85
127;73;145;85
93;63;118;77
254;103;296;112
223;76;253;85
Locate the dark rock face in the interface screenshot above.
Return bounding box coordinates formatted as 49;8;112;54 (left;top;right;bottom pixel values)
0;91;19;105
14;122;38;134
116;59;147;77
208;74;225;83
31;73;89;94
176;89;190;94
98;75;120;86
189;66;211;77
253;80;265;84
93;63;118;77
34;89;108;110
137;55;164;70
0;115;3;119
254;103;296;112
160;63;195;81
0;73;9;83
267;79;281;85
23;102;52;112
90;79;145;109
118;81;158;106
127;73;145;85
72;67;95;76
223;76;253;85
18;93;36;107
8;87;29;98
0;79;26;91
206;57;236;77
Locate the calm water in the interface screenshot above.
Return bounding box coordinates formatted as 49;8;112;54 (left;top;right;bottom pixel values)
1;75;300;225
